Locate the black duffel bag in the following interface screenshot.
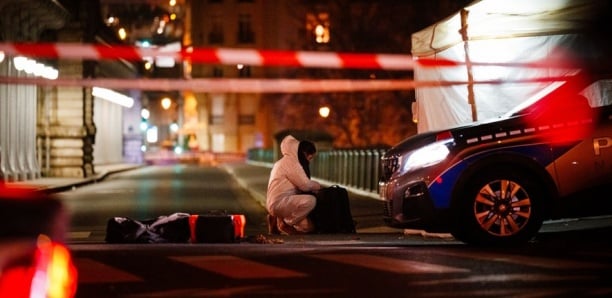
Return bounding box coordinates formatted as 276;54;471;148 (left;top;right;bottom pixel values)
309;185;356;234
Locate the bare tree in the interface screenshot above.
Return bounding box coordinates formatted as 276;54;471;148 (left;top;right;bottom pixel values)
269;0;470;148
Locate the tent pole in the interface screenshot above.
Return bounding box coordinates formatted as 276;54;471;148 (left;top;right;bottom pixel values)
460;9;477;122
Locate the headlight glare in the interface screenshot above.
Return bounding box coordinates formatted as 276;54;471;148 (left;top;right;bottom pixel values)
401;140;452;173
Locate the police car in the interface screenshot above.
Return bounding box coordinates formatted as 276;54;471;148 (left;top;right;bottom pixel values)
379;73;612;245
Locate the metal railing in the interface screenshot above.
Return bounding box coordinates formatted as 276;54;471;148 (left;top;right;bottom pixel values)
247;147;387;195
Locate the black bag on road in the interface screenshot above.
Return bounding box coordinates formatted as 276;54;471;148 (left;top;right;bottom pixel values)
105;212;191;244
310;185;356;234
189;211;237;243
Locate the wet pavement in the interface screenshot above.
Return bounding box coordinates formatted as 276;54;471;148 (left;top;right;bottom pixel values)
9;160;612;239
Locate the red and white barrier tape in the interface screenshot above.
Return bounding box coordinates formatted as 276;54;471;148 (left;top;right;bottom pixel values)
0;42;417;70
0;42;577;70
0;76;573;93
0;42;577;93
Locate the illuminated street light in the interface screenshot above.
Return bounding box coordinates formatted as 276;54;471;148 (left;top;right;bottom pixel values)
118;27;127;40
161;97;172;110
141;108;150;120
319;106;330;118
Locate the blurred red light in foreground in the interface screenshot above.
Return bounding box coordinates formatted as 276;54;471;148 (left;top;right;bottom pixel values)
524;75;594;144
0;235;77;298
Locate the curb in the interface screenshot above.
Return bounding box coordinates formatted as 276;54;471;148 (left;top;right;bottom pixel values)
44;165;145;194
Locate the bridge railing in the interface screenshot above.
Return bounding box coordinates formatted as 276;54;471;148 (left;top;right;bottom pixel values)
246;147;387;195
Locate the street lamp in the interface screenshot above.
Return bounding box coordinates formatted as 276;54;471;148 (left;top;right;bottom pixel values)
161;97;172;110
319;106;330;118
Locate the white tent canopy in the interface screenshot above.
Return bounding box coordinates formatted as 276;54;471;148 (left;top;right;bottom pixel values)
411;0;605;132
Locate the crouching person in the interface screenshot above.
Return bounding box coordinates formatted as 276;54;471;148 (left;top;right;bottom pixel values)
266;135;320;235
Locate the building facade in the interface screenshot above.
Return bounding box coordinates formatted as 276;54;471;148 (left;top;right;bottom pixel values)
0;0;142;181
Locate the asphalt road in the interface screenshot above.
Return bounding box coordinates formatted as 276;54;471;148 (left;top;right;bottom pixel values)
56;164;612;297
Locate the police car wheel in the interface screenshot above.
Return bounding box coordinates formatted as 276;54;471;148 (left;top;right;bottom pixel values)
451;167;544;246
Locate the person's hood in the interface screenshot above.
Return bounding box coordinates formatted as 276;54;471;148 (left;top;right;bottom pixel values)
280;135;299;159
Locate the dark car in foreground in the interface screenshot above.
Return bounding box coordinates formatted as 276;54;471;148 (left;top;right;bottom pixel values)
379;72;612;245
0;185;77;297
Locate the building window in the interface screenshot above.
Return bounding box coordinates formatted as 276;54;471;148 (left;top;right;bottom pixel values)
237;14;255;44
239;114;255;125
209;16;224;44
306;12;330;44
237;64;251;78
212;133;225;152
213;67;223;77
210;115;224;125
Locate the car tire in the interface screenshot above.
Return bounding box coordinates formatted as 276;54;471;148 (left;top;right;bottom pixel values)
450;167;544;246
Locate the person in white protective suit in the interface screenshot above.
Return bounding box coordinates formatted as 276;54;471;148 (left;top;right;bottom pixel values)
266;135;321;235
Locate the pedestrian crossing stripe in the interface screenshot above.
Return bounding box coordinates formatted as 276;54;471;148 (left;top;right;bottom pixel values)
74;251;607;285
169;255;308;279
312;254;469;274
74;258;142;283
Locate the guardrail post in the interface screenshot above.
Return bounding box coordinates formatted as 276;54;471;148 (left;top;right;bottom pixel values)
364;149;372;192
341;150;349;186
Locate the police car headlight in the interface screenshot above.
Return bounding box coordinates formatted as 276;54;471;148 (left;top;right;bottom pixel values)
400;139;452;174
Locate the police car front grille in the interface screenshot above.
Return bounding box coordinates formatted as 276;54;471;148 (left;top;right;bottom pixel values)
380;157;399;181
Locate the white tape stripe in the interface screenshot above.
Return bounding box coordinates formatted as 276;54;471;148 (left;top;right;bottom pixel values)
137;47;180;59
377;54;415;70
56;43;101;60
297;52;343;68
216;48;263;66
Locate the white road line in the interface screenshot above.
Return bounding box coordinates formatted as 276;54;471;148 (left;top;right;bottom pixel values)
170;255;308;279
312;253;469;274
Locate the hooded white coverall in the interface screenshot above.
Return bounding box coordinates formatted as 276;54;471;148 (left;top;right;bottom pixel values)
266;135;321;232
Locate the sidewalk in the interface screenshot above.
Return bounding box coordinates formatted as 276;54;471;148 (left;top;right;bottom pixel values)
9;163;145;193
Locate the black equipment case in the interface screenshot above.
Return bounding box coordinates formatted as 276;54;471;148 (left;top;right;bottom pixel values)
309;185;356;234
189;212;245;243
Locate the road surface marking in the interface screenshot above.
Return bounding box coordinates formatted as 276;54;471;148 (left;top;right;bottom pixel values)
170;255;308;279
74;257;142;284
312;253;469;274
